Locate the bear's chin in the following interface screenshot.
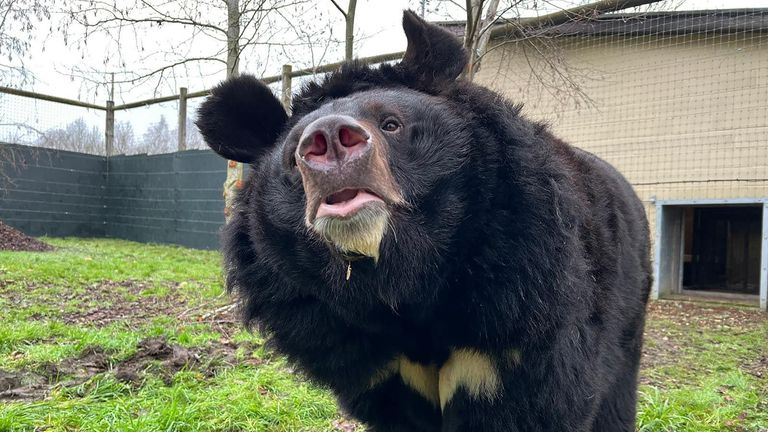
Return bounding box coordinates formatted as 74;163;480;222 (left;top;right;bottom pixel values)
312;202;390;263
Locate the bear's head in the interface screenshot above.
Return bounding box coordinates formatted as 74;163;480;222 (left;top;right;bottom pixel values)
197;11;481;275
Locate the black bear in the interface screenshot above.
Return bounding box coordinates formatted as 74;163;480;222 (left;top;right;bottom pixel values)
197;10;651;432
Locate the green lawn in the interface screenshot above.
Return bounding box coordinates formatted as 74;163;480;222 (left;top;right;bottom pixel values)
638;301;768;431
0;239;340;432
1;238;767;431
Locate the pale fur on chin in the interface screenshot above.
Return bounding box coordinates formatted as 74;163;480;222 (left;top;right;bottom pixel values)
312;203;389;262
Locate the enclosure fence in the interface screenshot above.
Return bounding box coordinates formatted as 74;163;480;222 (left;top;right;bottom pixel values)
471;7;768;308
0;52;403;157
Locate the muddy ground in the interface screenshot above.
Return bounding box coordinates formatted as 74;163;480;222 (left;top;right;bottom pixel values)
0;278;248;401
0;335;259;401
641;301;767;386
3;280;185;326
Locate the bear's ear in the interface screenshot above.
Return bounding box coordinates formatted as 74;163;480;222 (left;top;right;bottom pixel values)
399;9;468;86
196;74;288;164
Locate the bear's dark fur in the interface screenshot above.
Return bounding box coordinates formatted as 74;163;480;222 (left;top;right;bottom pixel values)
197;10;651;432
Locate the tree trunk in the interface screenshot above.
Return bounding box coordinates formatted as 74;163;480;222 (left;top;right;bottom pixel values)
469;0;500;79
462;0;483;80
345;0;357;61
226;0;240;77
224;0;242;221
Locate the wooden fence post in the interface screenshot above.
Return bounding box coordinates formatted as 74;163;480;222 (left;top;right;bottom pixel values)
105;100;115;156
281;64;292;113
178;87;188;151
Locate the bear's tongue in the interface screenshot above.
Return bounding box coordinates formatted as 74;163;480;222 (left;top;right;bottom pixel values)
326;189;359;205
317;189;383;219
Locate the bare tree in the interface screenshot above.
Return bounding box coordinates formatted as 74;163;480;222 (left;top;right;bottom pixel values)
168;117;205;151
460;0;666;80
462;0;501;81
227;0;242;79
54;0;348;220
183;118;205;150
58;0;328;96
0;0;50;86
329;0;358;61
113;120;136;155
36;118;103;154
423;0;664;116
139;115;173;154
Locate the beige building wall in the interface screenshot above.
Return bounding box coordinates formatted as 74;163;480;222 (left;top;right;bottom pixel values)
475;32;768;238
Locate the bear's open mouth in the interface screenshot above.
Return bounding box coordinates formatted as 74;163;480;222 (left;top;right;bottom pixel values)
317;189;384;219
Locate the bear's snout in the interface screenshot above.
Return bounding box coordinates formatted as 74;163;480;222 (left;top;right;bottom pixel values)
297;115;371;168
294;112;403;230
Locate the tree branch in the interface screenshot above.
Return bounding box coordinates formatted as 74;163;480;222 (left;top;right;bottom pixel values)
329;0;346;18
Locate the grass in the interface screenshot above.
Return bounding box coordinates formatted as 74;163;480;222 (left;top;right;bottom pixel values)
637;303;768;431
1;238;767;431
0;238;341;432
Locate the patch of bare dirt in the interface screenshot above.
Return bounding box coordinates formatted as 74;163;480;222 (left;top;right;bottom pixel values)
60;280;193;327
1;279;238;330
647;300;768;329
0;369;49;400
332;418;362;431
742;355;768;380
113;336;261;386
640;300;768;387
0;336;262;401
0;346;112;400
0;220;54;252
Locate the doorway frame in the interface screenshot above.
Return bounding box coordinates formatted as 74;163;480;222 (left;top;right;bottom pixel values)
652;198;768;311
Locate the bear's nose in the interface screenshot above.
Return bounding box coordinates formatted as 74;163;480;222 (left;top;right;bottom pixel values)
297;115;370;168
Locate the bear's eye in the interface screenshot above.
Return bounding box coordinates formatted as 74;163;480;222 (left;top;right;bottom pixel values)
381;118;401;132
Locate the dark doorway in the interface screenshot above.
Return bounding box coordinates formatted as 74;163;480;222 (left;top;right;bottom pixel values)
682;206;763;295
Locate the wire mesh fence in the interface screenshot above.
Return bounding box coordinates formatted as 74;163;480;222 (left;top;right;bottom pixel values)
0;50;403;156
477;8;768;206
0;90;105;155
0;89;228;156
471;6;768;305
113;99;204;155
